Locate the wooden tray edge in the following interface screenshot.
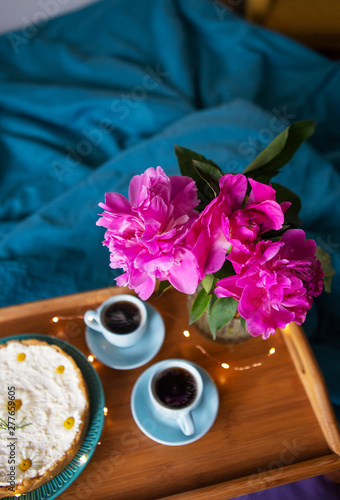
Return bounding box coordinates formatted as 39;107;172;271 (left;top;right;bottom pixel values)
280;323;340;456
0;287;120;320
158;454;340;500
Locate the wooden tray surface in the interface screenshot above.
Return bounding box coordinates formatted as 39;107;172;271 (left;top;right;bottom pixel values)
1;287;339;500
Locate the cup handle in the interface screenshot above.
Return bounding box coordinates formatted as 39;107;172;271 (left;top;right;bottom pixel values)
177;412;195;436
84;310;101;331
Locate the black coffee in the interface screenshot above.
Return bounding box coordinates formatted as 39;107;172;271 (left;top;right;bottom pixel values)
154;367;197;409
103;301;141;334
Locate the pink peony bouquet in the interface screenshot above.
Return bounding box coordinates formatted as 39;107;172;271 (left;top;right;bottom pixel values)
97;121;334;340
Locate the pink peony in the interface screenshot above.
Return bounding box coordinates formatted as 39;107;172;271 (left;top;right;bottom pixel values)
186;174;245;277
223;178;290;269
186;174;287;277
97;167;200;300
215;229;324;339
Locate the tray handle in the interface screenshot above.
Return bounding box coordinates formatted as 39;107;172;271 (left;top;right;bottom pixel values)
280;322;340;456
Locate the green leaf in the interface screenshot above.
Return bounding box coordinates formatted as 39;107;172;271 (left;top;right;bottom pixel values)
157;280;172;297
174;144;222;173
239;316;247;331
189;288;211;325
174;145;223;211
316;246;335;293
192;160;222;198
238;315;251;334
0;417;8;429
207;297;238;338
201;274;215;295
17;422;32;429
242;121;316;183
271;183;302;227
207;293;218;314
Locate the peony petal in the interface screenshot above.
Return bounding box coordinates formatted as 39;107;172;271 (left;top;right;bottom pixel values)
215;275;243;301
140;194;170;225
219;173;247;209
102;192;132;213
205;231;231;275
134;276;157;300
135;251;174;273
281;201;292;214
245;200;285;231
115;273;129;287
128;174;144;208
168;248;200;294
129;167;169;209
280;229;316;259
247;178;276;204
170;176;199;218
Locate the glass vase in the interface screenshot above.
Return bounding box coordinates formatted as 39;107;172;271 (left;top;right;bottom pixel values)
187;290;252;345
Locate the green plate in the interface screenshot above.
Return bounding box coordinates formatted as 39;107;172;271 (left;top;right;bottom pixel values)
0;333;105;500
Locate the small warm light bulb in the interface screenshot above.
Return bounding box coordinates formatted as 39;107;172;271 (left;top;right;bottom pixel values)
97;441;102;446
52;316;59;323
183;330;190;338
221;363;229;369
103;407;108;416
88;355;94;362
269;348;276;355
79;455;87;464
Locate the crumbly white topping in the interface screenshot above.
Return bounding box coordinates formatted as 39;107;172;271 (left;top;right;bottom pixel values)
0;342;87;486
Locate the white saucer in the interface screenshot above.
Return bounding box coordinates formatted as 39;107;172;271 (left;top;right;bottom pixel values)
131;361;219;446
85;303;165;370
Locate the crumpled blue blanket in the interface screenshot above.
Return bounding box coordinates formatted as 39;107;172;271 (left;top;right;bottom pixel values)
0;0;339;422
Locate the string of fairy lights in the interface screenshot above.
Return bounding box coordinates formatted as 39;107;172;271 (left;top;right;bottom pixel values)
48;315;109;470
50;316;277;374
42;313;278;471
183;329;275;370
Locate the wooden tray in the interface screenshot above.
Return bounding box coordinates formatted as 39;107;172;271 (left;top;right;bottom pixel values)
1;287;340;500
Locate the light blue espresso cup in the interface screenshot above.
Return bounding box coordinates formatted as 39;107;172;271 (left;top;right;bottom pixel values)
84;294;147;348
148;359;203;436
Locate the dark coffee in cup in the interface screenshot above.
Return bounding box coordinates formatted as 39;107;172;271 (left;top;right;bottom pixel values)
154;367;197;409
103;301;141;334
